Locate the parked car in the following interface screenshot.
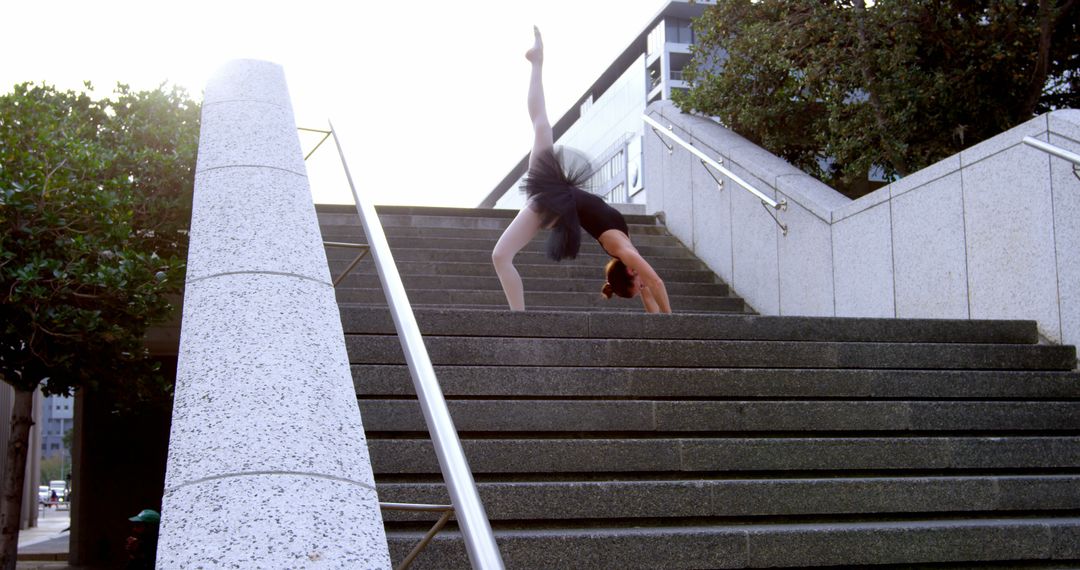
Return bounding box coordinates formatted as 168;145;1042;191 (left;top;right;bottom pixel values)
37;485;49;505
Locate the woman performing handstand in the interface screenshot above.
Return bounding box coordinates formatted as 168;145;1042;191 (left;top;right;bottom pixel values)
492;27;672;314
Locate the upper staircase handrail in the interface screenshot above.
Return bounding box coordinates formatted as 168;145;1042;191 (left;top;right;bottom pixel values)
328;122;505;570
1023;136;1080;177
643;113;782;209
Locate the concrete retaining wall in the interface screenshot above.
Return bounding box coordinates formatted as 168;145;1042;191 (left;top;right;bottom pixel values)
645;100;1080;348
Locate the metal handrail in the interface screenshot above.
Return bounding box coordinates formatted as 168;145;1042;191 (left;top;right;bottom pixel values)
328;121;505;570
1023;136;1080;181
643;114;782;209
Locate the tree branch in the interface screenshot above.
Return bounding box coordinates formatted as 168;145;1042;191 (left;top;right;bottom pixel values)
40;158;68;197
1019;0;1061;117
854;0;911;175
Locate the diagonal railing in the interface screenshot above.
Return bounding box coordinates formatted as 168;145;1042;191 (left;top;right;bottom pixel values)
643;113;789;235
318;122;505;570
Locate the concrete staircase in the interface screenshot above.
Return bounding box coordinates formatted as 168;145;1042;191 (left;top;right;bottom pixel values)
319;205;1080;569
320;205;745;313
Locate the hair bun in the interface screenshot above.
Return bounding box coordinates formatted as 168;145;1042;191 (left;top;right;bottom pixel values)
601;282;614;299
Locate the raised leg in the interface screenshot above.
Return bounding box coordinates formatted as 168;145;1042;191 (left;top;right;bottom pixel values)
492;27;557;311
526;26;553;170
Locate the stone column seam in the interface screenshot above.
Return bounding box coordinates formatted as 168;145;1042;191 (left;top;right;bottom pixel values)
202;98;290;109
830;217;838;317
164;470;378;495
959;146;973;320
196;164;307;178
186;270;333;288
774;191;783;315
1044;117;1065;345
889;189;898;318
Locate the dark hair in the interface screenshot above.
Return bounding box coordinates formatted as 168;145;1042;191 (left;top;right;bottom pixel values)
602;258;635;299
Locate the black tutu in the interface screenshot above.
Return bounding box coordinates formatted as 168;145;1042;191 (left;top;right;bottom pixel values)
522;147;594;261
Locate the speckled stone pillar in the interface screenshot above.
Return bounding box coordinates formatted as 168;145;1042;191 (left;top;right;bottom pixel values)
157;60;391;569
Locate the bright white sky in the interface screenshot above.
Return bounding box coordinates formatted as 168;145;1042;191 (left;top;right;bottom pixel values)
2;0;670;207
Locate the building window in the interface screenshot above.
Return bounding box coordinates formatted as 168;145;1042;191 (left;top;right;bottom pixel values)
579;95;594;116
586;150;626;197
605;184;628;204
647;23;664;56
668;18;694;44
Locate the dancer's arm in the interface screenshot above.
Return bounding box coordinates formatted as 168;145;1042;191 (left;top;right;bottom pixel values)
626;251;671;314
609;245;672;314
640;287;661;313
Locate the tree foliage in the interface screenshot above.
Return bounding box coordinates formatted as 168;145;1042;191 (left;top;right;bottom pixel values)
675;0;1080;198
0;82;200;403
0;80;198;569
39;455;68;487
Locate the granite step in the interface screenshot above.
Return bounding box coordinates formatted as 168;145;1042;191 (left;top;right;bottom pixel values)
327;246;708;270
320;213;668;235
367;437;1080;474
329;260;721;283
323;224;683;246
334;234;698;259
384;517;1080;569
376;475;1080;521
353;365;1080;399
318;205;664;231
358;399;1080;433
345;336;1076;370
338;307;1040;344
328;273;729;296
334;289;744;311
364;302;702;313
368;215;668;234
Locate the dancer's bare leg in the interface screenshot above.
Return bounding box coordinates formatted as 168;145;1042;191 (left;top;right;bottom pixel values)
526;25;553;167
493;206;545;310
493;26;554;311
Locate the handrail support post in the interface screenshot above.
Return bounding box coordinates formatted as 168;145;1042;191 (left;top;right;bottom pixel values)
700;158;724;191
649;126;674;154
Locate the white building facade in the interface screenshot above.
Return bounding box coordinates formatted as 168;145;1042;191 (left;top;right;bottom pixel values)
41;394;73;459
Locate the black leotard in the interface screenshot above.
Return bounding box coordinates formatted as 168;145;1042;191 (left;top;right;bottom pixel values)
573;188;628;240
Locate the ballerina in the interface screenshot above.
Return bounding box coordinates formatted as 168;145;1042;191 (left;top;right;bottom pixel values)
491;26;672;313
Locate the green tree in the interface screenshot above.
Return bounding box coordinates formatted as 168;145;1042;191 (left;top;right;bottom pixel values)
39;456;66;487
61;427;73;453
36;429;76;486
0;82;199;569
675;0;1080;198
